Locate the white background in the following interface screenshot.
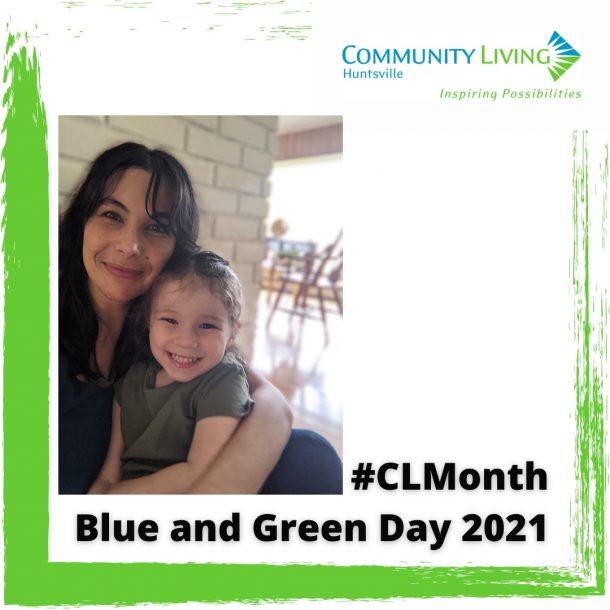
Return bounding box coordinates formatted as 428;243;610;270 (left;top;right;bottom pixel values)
2;0;609;607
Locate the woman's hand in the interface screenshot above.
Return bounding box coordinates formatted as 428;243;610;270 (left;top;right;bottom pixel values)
186;370;292;494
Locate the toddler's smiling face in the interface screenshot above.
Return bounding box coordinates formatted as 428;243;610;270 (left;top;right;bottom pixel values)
149;277;234;386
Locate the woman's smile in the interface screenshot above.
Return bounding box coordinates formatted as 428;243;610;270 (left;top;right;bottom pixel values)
103;262;145;279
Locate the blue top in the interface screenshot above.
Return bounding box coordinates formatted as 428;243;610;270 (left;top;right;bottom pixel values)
58;351;113;494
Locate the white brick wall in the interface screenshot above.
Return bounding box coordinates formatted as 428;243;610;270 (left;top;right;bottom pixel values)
220;116;267;149
214;215;260;241
216;165;262;195
108;116;187;150
58;156;87;194
184;116;219;130
239;194;269;218
172;151;215;187
195;185;238;215
243;146;273;175
235;241;267;263
250;116;279;130
186;126;241;166
59;115;278;360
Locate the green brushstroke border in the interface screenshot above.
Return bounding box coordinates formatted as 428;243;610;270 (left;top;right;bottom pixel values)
2;35;606;604
59;1;313;41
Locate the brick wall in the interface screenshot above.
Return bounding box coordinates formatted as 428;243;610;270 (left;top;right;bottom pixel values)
59;115;278;360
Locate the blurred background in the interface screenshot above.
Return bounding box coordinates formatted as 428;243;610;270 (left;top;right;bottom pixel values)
59;115;343;455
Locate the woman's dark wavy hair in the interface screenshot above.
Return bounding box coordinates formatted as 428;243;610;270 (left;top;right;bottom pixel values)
59;142;200;381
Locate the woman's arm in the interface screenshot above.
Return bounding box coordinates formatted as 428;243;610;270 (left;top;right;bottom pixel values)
187;370;292;494
88;400;123;494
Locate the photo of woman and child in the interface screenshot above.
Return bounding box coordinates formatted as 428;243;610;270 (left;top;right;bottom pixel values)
59;141;342;495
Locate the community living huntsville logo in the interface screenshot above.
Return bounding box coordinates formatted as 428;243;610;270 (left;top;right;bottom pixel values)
341;31;581;82
546;31;580;81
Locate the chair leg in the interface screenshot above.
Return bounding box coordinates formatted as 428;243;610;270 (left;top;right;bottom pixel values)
300;284;312;311
292;282;306;314
317;286;328;333
332;286;343;315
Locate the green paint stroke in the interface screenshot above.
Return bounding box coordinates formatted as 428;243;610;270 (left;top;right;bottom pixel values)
571;130;606;591
0;34;606;601
602;144;608;249
57;1;313;40
2;30;50;598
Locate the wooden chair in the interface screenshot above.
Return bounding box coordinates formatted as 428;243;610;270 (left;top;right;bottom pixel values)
320;249;343;316
262;238;315;303
266;232;343;336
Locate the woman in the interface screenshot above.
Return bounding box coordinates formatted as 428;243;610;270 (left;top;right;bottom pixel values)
59;142;342;494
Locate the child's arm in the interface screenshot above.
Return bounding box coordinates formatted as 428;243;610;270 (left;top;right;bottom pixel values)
88;400;124;494
103;416;240;494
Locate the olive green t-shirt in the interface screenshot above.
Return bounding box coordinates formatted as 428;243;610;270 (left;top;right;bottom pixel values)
114;352;253;480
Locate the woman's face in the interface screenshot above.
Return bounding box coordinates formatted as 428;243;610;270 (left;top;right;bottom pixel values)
83;168;176;311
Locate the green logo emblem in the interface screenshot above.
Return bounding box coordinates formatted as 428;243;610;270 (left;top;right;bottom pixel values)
547;31;580;81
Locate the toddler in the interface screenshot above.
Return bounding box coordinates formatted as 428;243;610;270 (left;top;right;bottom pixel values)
89;251;253;494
